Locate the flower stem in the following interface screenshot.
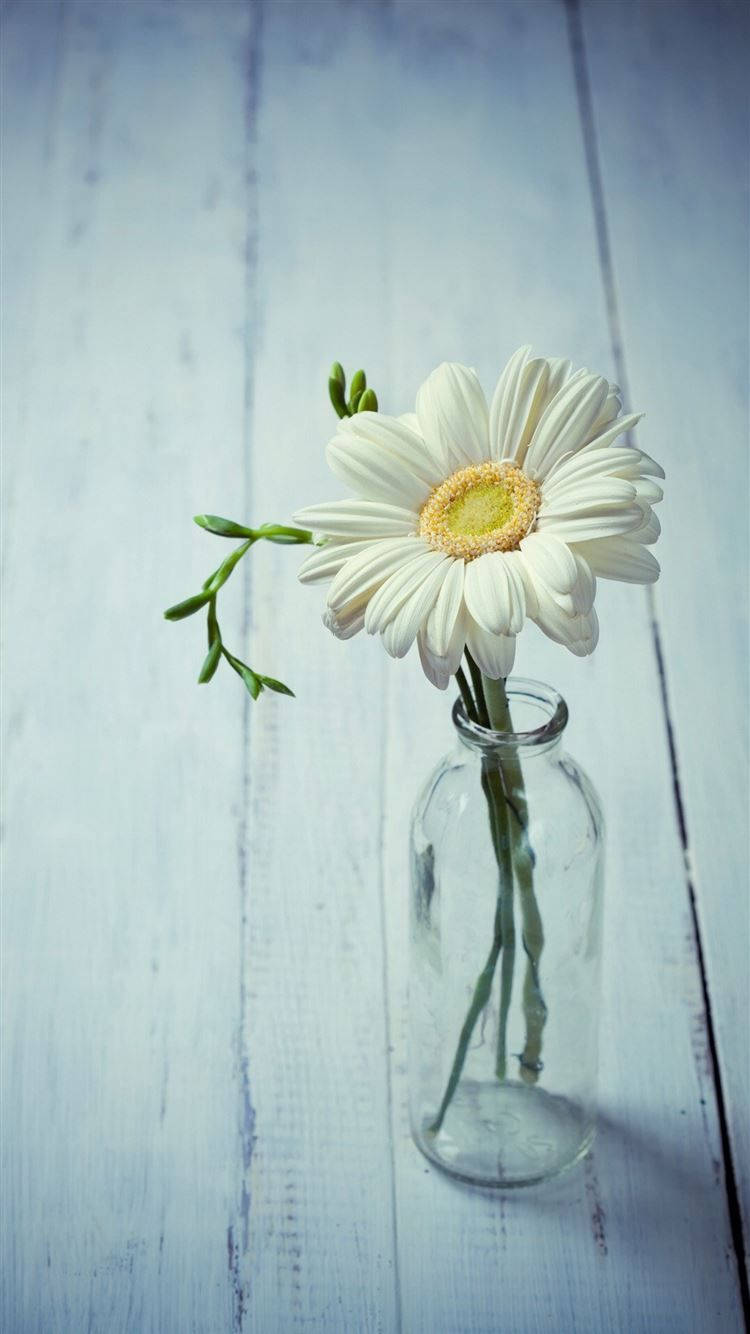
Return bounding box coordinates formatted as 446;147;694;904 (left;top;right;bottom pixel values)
494;792;516;1082
427;847;508;1135
466;653;490;727
455;665;478;722
467;667;516;1080
429;659;515;1135
483;676;547;1083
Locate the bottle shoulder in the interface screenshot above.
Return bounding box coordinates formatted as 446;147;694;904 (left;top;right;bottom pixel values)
412;744;604;843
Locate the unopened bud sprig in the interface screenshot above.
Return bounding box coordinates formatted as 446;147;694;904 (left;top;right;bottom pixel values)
164;519;313;699
328;362;378;418
164;363;377;700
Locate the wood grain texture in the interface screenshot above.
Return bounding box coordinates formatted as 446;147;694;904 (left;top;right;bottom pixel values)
2;1;256;1329
580;0;750;1264
377;1;744;1328
238;5;402;1325
1;0;747;1330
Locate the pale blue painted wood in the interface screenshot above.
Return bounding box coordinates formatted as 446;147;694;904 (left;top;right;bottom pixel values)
2;2;257;1330
1;0;747;1330
581;0;750;1263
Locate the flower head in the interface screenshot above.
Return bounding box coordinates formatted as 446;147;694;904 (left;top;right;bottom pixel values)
294;347;663;688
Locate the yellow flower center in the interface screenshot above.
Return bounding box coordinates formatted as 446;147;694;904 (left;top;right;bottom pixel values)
419;461;540;561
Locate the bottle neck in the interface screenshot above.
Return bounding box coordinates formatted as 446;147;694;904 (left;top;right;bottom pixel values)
453;677;568;760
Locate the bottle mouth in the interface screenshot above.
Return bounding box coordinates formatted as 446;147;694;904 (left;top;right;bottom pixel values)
452;677;568;751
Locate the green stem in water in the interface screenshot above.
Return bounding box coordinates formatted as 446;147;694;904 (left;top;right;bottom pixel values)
483;675;547;1083
493;780;516;1082
469;661;516;1082
466;653;490;728
455;665;478;723
427;864;506;1136
429;658;515;1134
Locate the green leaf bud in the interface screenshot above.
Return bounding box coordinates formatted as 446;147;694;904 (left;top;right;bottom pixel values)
256;523;314;545
358;388;378;413
348;369;366;410
225;651;263;700
198;637;222;683
194;515;256;539
259;674;295;697
328;374;350;419
164;589;212;621
238;664;263;699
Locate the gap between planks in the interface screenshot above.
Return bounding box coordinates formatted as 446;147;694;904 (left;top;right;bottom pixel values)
565;0;750;1315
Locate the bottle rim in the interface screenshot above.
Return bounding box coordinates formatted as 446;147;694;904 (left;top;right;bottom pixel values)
452;676;569;750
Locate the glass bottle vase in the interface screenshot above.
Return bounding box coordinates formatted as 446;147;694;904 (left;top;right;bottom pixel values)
409;678;604;1188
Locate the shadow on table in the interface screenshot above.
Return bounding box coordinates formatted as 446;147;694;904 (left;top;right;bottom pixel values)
423;1107;731;1263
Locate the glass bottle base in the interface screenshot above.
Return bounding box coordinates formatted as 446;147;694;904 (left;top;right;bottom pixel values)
412;1079;595;1188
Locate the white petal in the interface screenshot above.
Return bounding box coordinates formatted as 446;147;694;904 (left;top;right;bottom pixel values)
531;584;599;655
576;412;643;454
420;604;469;688
323;594;368;640
463;552;525;636
398;411;420;433
585;383;622;440
529;583;573;645
569;608;600;656
326;433;431;509
524;373;610;480
465;617;517;680
293;499;419;538
489;349;551;467
631;506;661;545
425;558;464;656
381;557;452;659
365;550;448;635
544;554;597;616
542;357;574;402
539;476;637;517
418;632;451;690
297;539;375;585
572;537;661;583
633;449;665;480
536;504;644;542
502;556;527;632
571;552;596;613
632;477;664;505
489;347;531;450
327;536;427;611
519;532;579;592
418;633;452;690
416;362;489;471
338;412;444;487
543;446;637;492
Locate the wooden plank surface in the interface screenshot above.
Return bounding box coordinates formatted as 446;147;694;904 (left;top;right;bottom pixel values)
2;2;256;1329
1;0;747;1330
579;0;750;1261
376;1;746;1328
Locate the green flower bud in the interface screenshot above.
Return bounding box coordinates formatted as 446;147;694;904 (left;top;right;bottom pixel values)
259;674;295;697
329;374;350;419
194;514;256;539
329;361;346;388
164;589;212;621
357;388;378;413
349;369;366;398
198;637;222;683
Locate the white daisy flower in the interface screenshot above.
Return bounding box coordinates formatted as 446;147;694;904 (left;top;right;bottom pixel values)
294;347;664;689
